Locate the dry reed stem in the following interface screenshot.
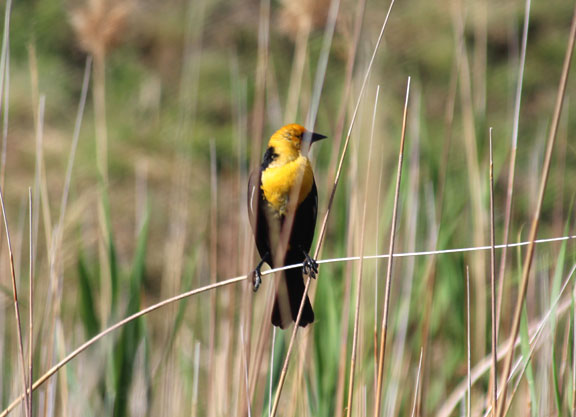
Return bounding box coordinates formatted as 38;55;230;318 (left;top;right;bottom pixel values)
455;1;488;360
269;2;397;415
268;327;276;417
0;186;30;417
0;0;12;190
28;189;33;416
572;285;576;414
489;129;498;415
410;349;423;417
496;0;531;333
34;96;53;258
335;214;357;417
57;57;92;234
304;0;340;131
249;0;269;165
284;25;311;123
326;0;366;186
346;85;380;417
466;266;471;417
240;325;252;417
373;156;385;388
374;76;410;417
472;0;487;115
242;1;271;412
414;46;459;417
208;139;218;417
495;6;576;416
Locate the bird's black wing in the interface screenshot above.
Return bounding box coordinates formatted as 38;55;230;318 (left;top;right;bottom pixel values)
288;178;318;259
248;168;274;263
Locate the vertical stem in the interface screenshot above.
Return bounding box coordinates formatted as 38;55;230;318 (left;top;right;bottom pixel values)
466;266;471;417
0;186;30;417
346;85;380;417
489;129;497;415
93;50;112;324
28;188;33;416
374;76;410;417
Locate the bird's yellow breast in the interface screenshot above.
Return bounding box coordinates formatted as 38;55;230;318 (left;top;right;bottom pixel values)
261;155;314;216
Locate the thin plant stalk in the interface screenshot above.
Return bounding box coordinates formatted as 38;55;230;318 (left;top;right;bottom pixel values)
0;0;13;189
467;266;471;417
572;285;576;414
28;189;33;416
455;1;488;359
268;327;276;417
495;6;576;416
326;0;367;184
489;129;498;415
374;76;410;417
240;325;252;417
411;349;424;417
208;139;218;416
249;0;270;165
346;85;380;417
0;186;30;417
496;0;531;332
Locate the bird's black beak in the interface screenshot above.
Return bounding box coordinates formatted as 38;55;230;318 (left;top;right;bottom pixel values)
304;131;327;144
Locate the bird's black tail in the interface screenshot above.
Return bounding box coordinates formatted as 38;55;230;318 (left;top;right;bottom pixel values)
272;268;314;329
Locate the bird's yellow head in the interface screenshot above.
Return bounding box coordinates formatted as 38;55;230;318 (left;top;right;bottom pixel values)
267;124;327;162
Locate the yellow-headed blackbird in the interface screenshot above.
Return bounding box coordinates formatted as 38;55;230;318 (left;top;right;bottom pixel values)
248;123;326;328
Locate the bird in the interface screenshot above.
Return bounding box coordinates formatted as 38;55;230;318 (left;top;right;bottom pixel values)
248;123;326;328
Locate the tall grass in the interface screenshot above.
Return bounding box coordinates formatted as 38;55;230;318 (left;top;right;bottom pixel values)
1;0;576;416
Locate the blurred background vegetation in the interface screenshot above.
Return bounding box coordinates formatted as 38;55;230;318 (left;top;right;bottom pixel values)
1;0;575;416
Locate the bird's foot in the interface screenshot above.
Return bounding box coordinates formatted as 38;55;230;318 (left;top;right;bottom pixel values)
302;252;318;279
251;256;268;292
252;268;262;292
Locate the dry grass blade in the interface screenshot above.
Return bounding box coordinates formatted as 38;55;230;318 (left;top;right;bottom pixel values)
466;266;471;417
57;57;92;232
496;0;531;332
573;285;576;414
346;85;380;417
495;6;576;416
411;349;424;417
28;188;33;416
373;76;410;417
489;129;498;415
0;186;30;417
240;325;252;417
326;0;366;182
0;0;12;129
208;139;218;416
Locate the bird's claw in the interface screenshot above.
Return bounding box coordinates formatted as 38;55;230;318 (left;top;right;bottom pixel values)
302;252;318;279
252;269;262;292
